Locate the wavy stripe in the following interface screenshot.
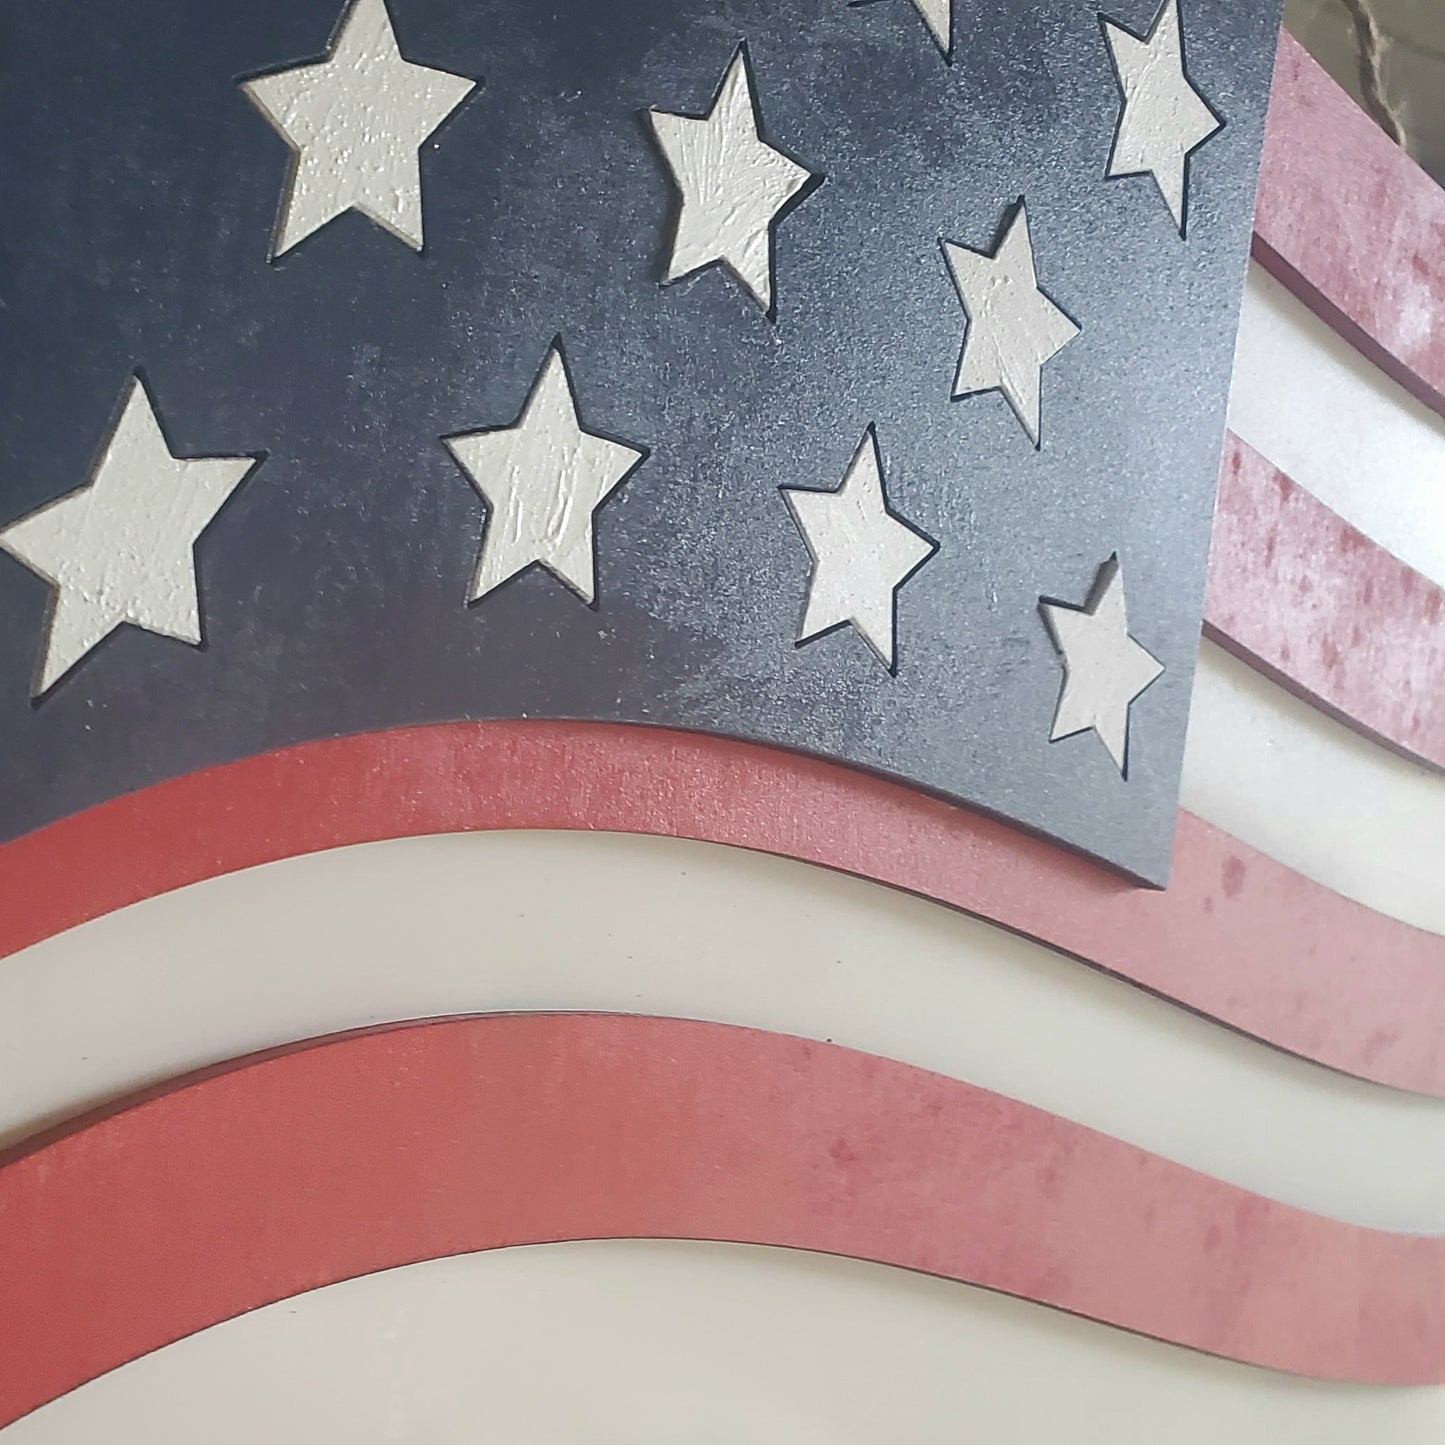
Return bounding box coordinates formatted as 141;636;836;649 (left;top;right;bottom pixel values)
0;1012;1441;1426
7;829;1445;1233
1254;32;1445;418
21;1250;1445;1445
1228;267;1445;592
1;720;1441;1095
1207;434;1445;769
1183;642;1445;936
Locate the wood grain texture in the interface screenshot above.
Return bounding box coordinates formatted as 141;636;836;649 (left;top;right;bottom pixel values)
1208;433;1445;769
0;719;1440;1096
1;1012;1442;1430
1255;32;1445;417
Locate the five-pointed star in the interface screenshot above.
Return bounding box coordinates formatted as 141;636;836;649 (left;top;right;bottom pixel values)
941;203;1080;447
0;376;259;696
782;427;937;671
1102;0;1222;234
444;344;645;606
1040;556;1164;774
242;0;476;256
908;0;954;59
647;45;819;315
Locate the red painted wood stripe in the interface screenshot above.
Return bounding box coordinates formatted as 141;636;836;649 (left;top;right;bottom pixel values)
1208;433;1445;769
1210;34;1445;758
1256;32;1445;418
0;1012;1440;1425
1;720;1440;1096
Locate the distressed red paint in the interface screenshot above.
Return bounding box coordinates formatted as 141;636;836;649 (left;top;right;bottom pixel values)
0;1013;1441;1428
1207;434;1445;768
1255;33;1445;417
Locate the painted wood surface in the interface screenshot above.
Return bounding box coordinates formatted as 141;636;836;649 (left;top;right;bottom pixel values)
1214;23;1445;771
2;1011;1442;1432
1208;433;1444;769
0;0;1285;886
1;718;1439;1096
1254;32;1445;418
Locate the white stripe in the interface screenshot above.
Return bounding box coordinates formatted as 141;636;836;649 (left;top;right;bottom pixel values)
1228;264;1445;588
9;1243;1443;1444
2;830;1442;1232
1182;639;1445;934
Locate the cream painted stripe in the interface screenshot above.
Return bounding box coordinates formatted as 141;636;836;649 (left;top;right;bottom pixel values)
1182;639;1445;934
1228;265;1445;589
1;830;1442;1233
10;1244;1445;1445
1199;259;1445;928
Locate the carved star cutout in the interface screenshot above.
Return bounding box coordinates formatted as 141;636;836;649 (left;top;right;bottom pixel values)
242;0;476;256
851;0;953;59
782;426;937;672
444;344;646;607
0;376;259;696
941;202;1080;447
908;0;954;59
647;44;819;315
1040;556;1164;775
1102;0;1222;235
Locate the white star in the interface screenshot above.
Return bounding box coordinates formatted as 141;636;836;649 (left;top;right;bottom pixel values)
0;376;259;697
782;427;937;672
1102;0;1222;234
1040;556;1164;775
941;203;1079;447
647;45;819;315
242;0;476;256
444;344;645;606
908;0;954;59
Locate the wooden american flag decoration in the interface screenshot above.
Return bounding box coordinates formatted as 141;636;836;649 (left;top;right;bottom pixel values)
0;2;1443;1438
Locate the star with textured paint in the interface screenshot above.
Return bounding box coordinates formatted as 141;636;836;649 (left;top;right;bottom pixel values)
1040;556;1163;774
782;427;937;672
1102;0;1222;234
0;376;259;696
242;0;476;256
444;344;645;606
647;45;819;315
941;202;1079;447
908;0;954;59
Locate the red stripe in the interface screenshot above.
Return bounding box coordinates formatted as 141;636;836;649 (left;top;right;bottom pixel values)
1208;434;1445;768
1255;32;1445;418
1;720;1440;1096
1208;36;1445;759
0;1012;1439;1426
